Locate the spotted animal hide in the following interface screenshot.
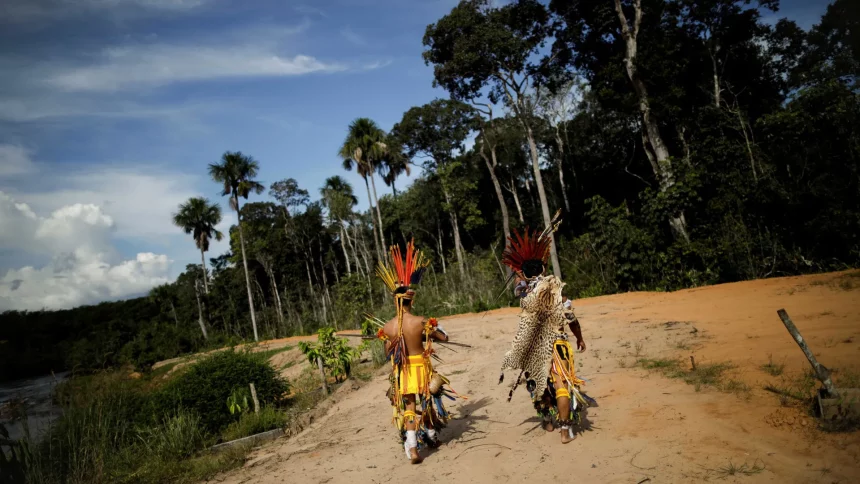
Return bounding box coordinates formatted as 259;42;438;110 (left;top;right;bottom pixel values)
499;275;567;400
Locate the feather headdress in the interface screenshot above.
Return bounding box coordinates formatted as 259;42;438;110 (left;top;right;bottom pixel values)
502;209;562;278
376;238;429;294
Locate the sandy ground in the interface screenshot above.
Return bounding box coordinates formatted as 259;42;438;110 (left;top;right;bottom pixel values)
211;271;860;484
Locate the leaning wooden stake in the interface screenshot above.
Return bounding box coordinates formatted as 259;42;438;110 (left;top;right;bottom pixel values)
777;309;839;398
690;355;697;371
317;358;329;395
249;383;260;414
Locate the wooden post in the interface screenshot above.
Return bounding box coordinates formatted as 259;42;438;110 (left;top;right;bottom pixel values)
777;309;839;397
317;358;329;395
690;355;697;371
249;383;260;414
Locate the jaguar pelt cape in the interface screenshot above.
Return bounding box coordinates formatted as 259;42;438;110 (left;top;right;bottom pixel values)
499;275;566;400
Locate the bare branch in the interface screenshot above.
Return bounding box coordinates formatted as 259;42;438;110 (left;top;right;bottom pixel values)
633;0;642;40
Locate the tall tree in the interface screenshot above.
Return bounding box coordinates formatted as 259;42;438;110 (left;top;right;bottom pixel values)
208;151;265;342
378;137;412;196
172;197;224;295
474;104;513;250
392;99;479;279
270;178;310;218
339;118;389;258
423;0;563;278
550;0;692;242
320;176;359;275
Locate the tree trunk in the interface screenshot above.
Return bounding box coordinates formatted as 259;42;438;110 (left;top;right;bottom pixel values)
437;222;447;274
523;124;563;279
554;130;571;212
507;175;525;223
199;249;209;294
442;186;467;280
614;0;690;243
709;42;721;108
369;173;388;251
268;265;284;328
194;280;209;340
318;239;336;330
364;177;383;261
234;196;259;341
339;224;352;274
479;144;511;249
169;300;179;327
317;357;329;395
353;223;371;276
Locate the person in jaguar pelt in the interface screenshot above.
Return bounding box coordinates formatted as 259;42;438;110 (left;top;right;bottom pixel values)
498;213;595;444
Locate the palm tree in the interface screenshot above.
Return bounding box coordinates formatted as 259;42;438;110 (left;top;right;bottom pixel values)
378;137;411;196
321;176;359;274
172;197;224;294
208;151;265;342
339;117;388;259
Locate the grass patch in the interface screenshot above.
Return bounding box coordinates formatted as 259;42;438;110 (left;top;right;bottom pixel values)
760;354;785;376
5;350;296;484
221;406;288;442
712;459;765;478
637;358;736;392
251;345;294;362
149;361;179;379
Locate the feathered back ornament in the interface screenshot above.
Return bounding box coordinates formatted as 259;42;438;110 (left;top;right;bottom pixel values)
376;238;429;294
502;209;562;278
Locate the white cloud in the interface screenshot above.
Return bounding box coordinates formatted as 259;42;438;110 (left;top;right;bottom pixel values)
0;145;36;176
0;191;172;311
48;44;346;92
340;27;368;46
14;167;201;241
0;252;171;311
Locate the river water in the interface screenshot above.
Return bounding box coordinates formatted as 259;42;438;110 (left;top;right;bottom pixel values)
0;372;68;442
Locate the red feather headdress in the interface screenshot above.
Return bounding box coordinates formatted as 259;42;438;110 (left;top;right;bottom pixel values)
502;227;551;274
376;238;429;294
501;209;562;277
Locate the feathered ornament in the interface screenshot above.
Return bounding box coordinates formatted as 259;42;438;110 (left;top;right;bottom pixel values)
498;209;563;298
376;238;429;294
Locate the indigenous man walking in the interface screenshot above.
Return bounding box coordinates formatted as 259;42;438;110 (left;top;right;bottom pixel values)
499;214;595;444
376;239;461;464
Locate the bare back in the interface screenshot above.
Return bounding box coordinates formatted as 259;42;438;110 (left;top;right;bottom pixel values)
383;312;427;356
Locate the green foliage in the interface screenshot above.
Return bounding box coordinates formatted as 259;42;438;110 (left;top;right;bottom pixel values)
158;349;289;433
226;387;251;415
298;328;359;382
221;407;289;442
136;409;205;460
7;363;298;484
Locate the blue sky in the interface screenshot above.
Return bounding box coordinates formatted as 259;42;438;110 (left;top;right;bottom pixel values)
0;0;833;310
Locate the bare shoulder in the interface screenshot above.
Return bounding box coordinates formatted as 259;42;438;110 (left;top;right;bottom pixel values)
382;317;398;338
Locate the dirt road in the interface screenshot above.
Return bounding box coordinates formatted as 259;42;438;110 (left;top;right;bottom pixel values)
215;271;860;484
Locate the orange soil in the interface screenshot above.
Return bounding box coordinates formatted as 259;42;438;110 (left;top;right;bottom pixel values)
210;270;860;483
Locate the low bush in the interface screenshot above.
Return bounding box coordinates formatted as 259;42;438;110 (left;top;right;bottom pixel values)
156;349;289;433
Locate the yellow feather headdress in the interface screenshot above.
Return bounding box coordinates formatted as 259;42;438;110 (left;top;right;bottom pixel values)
376;238;429;294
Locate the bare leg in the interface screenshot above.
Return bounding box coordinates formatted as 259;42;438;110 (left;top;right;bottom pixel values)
552;374;574;444
403;395;423;464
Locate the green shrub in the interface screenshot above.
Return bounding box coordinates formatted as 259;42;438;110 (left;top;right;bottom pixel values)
221;407;288;442
136;409;204;460
157;349;289;433
298;328;359;382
